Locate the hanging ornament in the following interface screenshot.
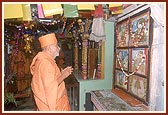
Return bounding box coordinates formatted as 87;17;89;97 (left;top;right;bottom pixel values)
37;4;44;18
23;34;33;54
63;4;79;18
61;17;67;34
93;4;104;18
77;19;84;33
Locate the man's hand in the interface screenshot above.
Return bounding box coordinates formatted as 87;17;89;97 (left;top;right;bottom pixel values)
61;66;73;79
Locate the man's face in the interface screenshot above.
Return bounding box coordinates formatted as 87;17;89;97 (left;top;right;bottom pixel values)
50;43;60;58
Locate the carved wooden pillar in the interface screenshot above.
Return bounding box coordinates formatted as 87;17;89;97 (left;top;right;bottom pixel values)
81;35;88;80
74;39;78;70
81;19;92;80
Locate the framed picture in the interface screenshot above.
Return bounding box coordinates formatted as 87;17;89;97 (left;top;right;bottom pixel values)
116;19;129;47
116;49;129;71
129;75;147;101
129;11;150;47
115;70;127;90
129;48;148;76
114;9;150;105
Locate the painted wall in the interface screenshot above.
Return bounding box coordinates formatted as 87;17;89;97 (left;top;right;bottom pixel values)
149;4;165;111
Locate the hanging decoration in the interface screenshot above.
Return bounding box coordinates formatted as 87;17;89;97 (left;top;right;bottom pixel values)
77;4;95;10
4;4;23;19
23;34;33;54
30;4;38;20
63;4;79;18
42;4;63;17
77;19;84;33
116;53;146;85
89;17;106;42
61;17;67;34
109;4;123;15
22;4;32;21
93;4;104;18
37;4;44;18
4;3;126;20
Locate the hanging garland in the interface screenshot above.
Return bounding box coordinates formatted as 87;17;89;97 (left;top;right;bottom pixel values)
130;18;147;47
116;53;146;85
116;20;129;47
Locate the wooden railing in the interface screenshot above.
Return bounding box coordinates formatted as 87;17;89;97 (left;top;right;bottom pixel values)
65;74;79;111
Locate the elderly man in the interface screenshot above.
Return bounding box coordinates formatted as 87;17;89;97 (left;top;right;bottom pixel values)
30;33;73;111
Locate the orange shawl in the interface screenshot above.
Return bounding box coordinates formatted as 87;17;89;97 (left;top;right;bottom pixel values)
30;52;70;111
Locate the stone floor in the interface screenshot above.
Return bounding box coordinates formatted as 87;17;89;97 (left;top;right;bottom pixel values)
4;91;78;111
4;96;35;111
4;74;79;111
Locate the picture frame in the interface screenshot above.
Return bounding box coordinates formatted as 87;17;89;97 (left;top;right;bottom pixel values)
116;19;129;47
116;49;129;71
114;9;151;104
128;75;147;101
115;70;127;90
129;48;148;76
129;11;150;47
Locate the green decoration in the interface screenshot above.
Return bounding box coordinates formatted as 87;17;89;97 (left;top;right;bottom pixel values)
63;4;79;18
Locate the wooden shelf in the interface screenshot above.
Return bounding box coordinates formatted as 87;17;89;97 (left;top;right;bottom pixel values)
112;88;148;110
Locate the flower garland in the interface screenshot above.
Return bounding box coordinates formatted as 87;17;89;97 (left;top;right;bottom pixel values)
116;54;146;85
130;18;146;47
116;21;129;47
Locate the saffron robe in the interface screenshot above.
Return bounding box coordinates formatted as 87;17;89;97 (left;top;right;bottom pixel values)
30;52;70;111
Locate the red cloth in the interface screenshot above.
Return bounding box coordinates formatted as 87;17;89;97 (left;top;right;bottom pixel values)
93;4;104;18
30;52;70;111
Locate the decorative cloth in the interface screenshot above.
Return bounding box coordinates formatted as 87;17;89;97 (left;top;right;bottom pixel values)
89;17;106;42
37;4;44;18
